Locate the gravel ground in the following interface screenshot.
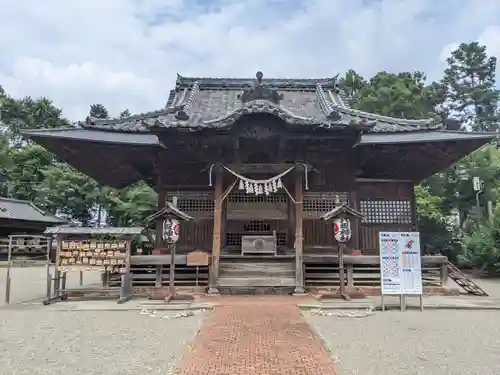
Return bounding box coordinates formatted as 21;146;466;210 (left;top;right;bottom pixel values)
0;267;102;306
0;309;205;375
309;310;500;375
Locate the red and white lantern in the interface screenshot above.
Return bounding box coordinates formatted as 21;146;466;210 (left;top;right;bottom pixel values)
162;218;180;244
333;217;351;243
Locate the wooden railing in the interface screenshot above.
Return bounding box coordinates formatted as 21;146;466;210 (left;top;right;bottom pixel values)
108;255;209;288
304;255;448;288
0;236;52;261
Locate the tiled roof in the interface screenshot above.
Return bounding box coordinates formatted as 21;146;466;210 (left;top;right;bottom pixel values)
44;226;144;235
82;73;441;134
0;198;66;223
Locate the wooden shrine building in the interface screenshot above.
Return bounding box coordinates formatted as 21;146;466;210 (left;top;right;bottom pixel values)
0;197;66;260
22;72;497;294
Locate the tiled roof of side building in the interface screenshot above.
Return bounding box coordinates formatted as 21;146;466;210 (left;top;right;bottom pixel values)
0;197;66;223
82;73;442;134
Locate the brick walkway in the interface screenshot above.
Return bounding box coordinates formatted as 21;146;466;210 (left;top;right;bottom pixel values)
176;297;337;375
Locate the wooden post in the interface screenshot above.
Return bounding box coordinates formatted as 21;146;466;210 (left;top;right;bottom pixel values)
5;236;13;304
349;189;360;251
155;187;166;286
339;241;346;296
346;263;354;287
118;238;133;304
410;184;419;232
155;265;162;288
440;263;448;286
54;236;62;297
155;188;167;249
46;235;53;299
169;243;176;298
294;166;305;294
208;164;223;295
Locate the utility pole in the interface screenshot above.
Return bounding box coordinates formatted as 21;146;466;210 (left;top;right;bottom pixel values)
472;176;484;219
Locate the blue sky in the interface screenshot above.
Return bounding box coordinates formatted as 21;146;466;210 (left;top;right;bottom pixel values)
0;0;499;121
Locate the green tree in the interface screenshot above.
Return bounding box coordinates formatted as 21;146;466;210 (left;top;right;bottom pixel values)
104;183;157;226
5;144;54;201
35;163;106;225
353;71;435;119
337;70;366;105
442;42;499;132
0;95;71;145
89;103;109;119
0;87;111;224
119;109;131;118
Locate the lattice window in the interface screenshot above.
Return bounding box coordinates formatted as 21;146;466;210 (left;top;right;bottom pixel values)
243;221;271;232
303;192;349;218
168;192;214;218
359;200;412;224
227;191;287;203
225;232;287;247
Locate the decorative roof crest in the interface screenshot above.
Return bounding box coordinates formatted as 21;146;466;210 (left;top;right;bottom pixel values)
238;71;284;105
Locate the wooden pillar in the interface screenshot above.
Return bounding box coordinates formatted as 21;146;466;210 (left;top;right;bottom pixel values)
155;187;167;249
208;165;223;294
346;263;354;287
294;166;305;294
338;235;346;296
155;185;166;288
169;243;176;297
410;183;419;232
349;189;360;251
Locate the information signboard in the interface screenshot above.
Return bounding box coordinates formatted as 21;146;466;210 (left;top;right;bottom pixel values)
399;232;423;295
379;232;423;295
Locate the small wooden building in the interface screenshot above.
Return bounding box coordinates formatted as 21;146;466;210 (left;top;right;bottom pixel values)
0;197;66;259
22;72;496;294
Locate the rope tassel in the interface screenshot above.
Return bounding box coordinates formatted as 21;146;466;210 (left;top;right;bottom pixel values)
222;165;295;196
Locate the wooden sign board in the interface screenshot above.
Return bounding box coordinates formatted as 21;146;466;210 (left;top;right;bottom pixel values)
186;251;210;266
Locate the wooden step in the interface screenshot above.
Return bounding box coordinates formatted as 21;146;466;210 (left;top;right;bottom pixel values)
219;255;295;261
217;277;296;287
219;286;294;295
220;262;294;278
447;261;488;296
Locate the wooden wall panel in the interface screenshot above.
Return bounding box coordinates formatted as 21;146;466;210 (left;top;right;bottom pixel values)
177;220;213;253
357;180;415;254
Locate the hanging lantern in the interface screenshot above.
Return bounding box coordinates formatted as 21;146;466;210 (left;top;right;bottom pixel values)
333;217;351;243
162;218;180;244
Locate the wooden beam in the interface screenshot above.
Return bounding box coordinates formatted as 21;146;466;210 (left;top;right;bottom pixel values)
293;166;305;294
224;163;316;174
208;164;223;294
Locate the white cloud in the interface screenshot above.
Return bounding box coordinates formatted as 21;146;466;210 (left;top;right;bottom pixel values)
0;0;499;120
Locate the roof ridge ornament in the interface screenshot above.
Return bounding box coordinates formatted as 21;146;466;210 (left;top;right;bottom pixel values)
238;71;284;105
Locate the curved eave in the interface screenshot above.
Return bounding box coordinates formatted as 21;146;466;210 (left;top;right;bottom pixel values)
21;128;161;145
21;128;162;189
357;131;497;181
359;130;497;145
